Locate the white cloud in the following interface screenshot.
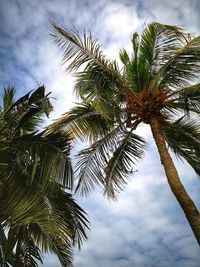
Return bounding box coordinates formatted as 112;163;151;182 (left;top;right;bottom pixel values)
1;1;200;267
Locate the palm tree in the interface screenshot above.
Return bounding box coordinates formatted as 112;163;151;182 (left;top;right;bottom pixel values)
0;86;89;266
49;22;200;246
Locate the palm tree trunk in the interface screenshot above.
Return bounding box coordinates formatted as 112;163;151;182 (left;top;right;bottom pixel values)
150;116;200;246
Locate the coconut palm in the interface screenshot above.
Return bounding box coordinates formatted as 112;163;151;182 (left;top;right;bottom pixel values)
0;86;88;266
50;22;200;246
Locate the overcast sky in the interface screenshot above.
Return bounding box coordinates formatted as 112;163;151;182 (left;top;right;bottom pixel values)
1;0;200;266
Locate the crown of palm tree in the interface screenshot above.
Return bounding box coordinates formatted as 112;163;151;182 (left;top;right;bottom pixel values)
49;22;200;198
0;86;89;267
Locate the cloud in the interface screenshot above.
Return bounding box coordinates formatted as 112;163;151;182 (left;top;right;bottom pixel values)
1;1;200;267
136;0;200;32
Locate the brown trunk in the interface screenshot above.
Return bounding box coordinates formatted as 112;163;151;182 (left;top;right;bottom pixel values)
150;117;200;246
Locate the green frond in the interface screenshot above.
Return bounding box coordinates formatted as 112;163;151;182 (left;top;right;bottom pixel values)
104;130;145;198
52;23;119;75
132;32;139;56
2;86;16;113
121;22;186;92
46;190;89;247
171;83;200;114
74;68;123;103
1;130;73;192
73;69;123;121
0;86;89;266
11;226;43;267
75;125;145;198
119;49;130;66
152;35;200;90
1;181;89;266
47;102;113;142
75;125;123;196
140;22;185;67
162;117;200;175
0;86;53;137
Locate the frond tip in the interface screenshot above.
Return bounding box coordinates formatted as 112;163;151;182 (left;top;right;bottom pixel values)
75;127;145;199
52;23;110;73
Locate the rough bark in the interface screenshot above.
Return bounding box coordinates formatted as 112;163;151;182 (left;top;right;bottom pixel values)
150;117;200;246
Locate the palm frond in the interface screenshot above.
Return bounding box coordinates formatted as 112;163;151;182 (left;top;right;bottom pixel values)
140;22;185;89
162;117;200;175
0;224;15;267
52;23;119;75
104;130;145;198
46;102;113;142
52;23;144;107
12;226;43;267
119;23;186;92
2;130;73;192
0;86;89;266
0;86;53;137
2;87;15;113
46;189;89;247
75;124;145;198
152;35;200;90
171;83;200;114
74;69;123;120
1;183;89;265
75;125;123;196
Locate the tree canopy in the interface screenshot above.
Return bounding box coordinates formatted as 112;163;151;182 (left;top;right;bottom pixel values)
49;22;200;245
0;86;89;266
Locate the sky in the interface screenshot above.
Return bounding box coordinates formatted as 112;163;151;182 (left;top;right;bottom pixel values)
0;0;200;266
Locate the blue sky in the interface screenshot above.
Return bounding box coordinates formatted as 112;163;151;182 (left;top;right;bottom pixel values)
1;0;200;266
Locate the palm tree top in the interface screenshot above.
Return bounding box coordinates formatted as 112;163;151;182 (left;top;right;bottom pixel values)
49;22;200;199
0;86;89;266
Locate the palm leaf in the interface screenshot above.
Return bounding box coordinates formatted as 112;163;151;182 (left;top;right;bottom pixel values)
75;125;123;196
52;23;142;105
75;125;145;198
171;83;200;114
2;87;15;113
162;117;200;175
152;35;200;90
12;226;43;267
0;86;53;137
47;102;113;142
51;23;118;75
140;23;185;88
0;86;89;266
104;130;145;198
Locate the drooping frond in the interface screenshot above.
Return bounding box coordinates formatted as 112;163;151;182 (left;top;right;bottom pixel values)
74;68;124;120
0;86;89;266
46;102;114;142
104;130;145;198
2;86;16;113
171;83;200;114
162;117;200;175
51;23;120;75
75;124;145;198
1;188;89;267
9;226;43;267
75;126;122;196
1;174;89;266
45;188;89;248
152;35;200;90
0;129;73;193
140;23;185;67
0;86;53;136
52;23;142;105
